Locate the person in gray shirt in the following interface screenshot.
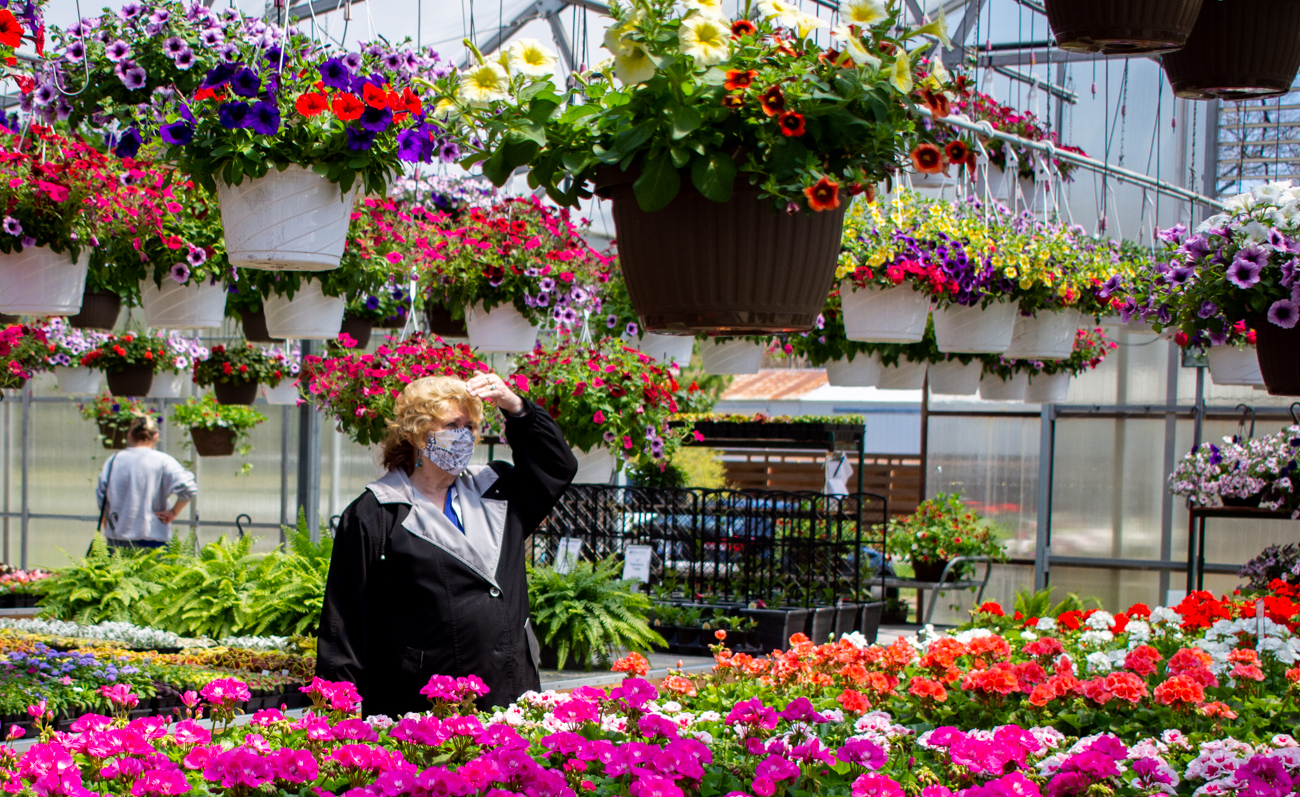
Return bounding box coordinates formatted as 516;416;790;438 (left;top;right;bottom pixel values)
95;416;198;550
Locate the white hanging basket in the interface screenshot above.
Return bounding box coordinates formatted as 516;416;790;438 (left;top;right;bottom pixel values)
933;301;1019;354
901;171;959;201
465;302;540;353
263;379;301;405
877;358;928;390
927;359;982;396
841;281;931;344
140;278;228;330
979;372;1030;402
217;165;358;271
264;283;346;340
0;248;89;315
147;371;187;398
1003;310;1082;360
572;447;616;484
701;339;763;375
629;332;694;368
55;366;101;396
1024;372;1071;404
825;353;883;387
1207;345;1265;387
978;165;1016;204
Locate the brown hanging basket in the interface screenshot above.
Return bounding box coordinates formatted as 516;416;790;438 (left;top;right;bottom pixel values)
239;308;282;343
97;420;129;450
1044;0;1203;54
213;379;259;405
339;313;373;349
106;364;154;398
597;177;848;335
425;303;468;338
1162;0;1300;100
190;426;236;457
68;291;122;330
1253;317;1300;395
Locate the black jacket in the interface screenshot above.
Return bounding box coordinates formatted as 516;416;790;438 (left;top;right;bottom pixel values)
315;401;578;716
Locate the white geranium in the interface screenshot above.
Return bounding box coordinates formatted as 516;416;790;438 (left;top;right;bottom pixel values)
1084;610;1115;631
1085;650;1115;673
1150;606;1180;625
1035;617;1057;632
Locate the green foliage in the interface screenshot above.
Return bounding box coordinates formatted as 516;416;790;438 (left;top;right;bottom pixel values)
193;342;277;386
1012;587;1100;620
527;557;664;670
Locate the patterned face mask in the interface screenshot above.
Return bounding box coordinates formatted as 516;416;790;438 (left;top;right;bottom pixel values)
424;427;475;475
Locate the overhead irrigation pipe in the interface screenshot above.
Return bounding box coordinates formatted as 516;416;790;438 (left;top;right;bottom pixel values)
915;106;1226;210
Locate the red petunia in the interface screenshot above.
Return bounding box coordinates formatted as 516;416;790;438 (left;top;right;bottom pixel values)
921;87;950;118
0;10;22;49
910;143;944;174
731;19;757;37
777;110;805;137
724;69;757;91
945;140;970;169
362;82;388;110
803;176;841;212
295;92;328;117
759;85;785;117
331;93;364;121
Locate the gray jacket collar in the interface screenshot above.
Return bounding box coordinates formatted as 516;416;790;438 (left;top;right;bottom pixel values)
367;466;508;589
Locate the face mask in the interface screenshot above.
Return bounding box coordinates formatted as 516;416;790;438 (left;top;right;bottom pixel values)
424;427;475;475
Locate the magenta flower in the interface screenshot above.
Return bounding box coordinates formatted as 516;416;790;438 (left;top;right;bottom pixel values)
852;774;905;797
199;677;251;707
130;768;190;797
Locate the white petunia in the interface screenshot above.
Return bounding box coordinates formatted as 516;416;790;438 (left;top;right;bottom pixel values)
506;38;558;78
757;0;805;28
678;15;731;65
840;0;887;26
458;61;511;105
794;12;830;38
889;46;913;94
613;40;656;84
680;0;727;19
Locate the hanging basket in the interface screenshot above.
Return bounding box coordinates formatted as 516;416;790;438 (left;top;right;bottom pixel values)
825;353;883;387
105;365;154;398
339;314;373;350
927;359;982;396
599;177;848;334
147;371;187;399
425;303;468;338
213;379;259;405
0;248;89;316
190;427;237;457
979;372;1030;402
1025;372;1072;404
55;367;101;396
465;302;540;353
1162;0;1300;100
140;279;228;330
877;358;928;390
1207;344;1265;387
97;420;129;450
933;301;1019;354
216;165;358;271
572;447;616;484
262;379;300;405
264;283;346;340
67;290;122;331
1044;0;1203;54
841;281;931;344
1247;319;1299;395
238;308;282;343
701;339;763;375
628;332;695;368
1003;310;1082;360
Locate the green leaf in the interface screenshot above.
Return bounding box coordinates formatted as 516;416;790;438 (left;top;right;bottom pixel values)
527;98;561;124
633;152;681;213
559;104;600;124
667;104;701;140
669;147;691;170
690;150;736;203
481;148;512;186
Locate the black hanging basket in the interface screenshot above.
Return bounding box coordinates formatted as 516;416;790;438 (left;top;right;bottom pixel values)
97;421;129;450
1254;317;1300;395
68;291;122;330
213;379;258;405
106;365;154;398
425;303;468;338
1162;0;1300;100
339;313;373;349
1044;0;1203;54
239;308;282;343
190;427;236;457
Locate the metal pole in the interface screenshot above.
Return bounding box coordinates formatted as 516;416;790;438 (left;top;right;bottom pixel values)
1203;101;1221;202
919;373;930;500
1157;338;1181;601
19;385;30;569
298;340;322;541
1192;366;1205;448
330;425;342;521
280;405;290;546
1033;404;1054;591
2;400;9;564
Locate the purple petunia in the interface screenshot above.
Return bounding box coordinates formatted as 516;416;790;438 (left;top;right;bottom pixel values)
217;101;252;129
318;57;352;90
105;39;131;62
249;101;280;135
345;127;374;151
64;40;86;62
1168;265;1195;284
2;217;20;236
186;247;207;266
160;121;193;146
203;63;235;88
200;29;223;47
1282;259;1298;288
359;106;392;133
163;36;187;57
118;2;142;19
230;67;261;98
114;127;143;158
1268;298;1300;329
1228;245;1269;288
396;129;430;164
625;322;639;338
117;61;148;91
173;48;195;70
169;262;191;285
1197;300;1219;319
439;141;461;164
606;314;618;329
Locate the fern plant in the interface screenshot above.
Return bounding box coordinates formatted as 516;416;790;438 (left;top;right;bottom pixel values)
527;557;664;671
38;535;169;623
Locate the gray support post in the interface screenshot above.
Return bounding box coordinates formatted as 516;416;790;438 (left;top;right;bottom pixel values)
1203;101;1220;201
298;340;322;541
280;404;291;546
3;399;10;564
1157;339;1181;600
19;385;29;569
1033;404;1055;591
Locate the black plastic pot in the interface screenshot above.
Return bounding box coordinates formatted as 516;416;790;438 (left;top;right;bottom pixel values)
740;607;810;652
239;308;282;343
190;427;236;457
859;601;885;645
1254;317;1300;395
106;365;154;398
68;290;122;330
425;303;468;338
804;606;835;645
912;559;955;583
339;313;373;349
834;603;860;639
213;379;258;405
1044;0;1203;54
1162;0;1300;100
98;420;130;450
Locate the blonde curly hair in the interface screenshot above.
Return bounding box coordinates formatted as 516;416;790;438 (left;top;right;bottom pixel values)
380;376;484;473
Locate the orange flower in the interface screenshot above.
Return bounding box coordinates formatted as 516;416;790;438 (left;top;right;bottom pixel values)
1199;701;1238;719
662;675;697;697
1153;674;1206;707
722;94;745;110
725;69;758;91
714;629;727;641
921;87;950;118
295;92;328;117
907;677;948;703
945;141;970;169
837;688;871;714
777;111;806;137
731;19;757;37
759;85;785;117
610;651;649;677
331;93;364;121
910;143;944;174
803;176;840;212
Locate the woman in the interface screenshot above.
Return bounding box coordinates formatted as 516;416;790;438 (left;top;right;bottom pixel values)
316;372;578;716
95;416;198;549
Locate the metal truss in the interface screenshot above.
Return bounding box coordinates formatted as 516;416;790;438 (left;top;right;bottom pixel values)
1215;90;1300;196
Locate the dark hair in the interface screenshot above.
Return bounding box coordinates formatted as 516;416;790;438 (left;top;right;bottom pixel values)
128;415;160;443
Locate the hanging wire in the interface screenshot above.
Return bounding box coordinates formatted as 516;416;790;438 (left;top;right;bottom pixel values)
53;0;93;97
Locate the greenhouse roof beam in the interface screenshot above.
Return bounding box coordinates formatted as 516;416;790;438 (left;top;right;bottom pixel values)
989;64;1077;104
978;48;1145;67
917;106;1225;209
462;0;609;69
286;0;367;21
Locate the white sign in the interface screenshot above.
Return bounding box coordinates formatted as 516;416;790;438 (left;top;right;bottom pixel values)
555;537;584;574
824;454;853;495
623;545;653;584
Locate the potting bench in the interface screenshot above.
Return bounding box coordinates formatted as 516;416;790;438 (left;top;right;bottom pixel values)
882;555;994;625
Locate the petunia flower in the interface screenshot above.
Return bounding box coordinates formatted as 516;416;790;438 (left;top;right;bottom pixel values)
506;38;558;78
230;68;262;98
249;101;280;135
458;62;510;106
160;121;193;146
613;40;656;85
170;263;191;285
679;15;731;64
2;217;20;236
218;101;253;129
1268;298;1300;329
